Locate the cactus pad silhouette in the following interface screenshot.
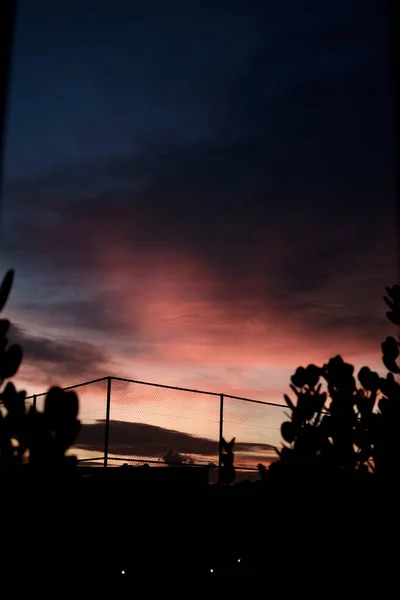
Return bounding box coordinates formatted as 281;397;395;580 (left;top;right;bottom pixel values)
0;269;81;468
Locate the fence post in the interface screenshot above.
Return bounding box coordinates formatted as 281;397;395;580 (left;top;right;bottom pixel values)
33;395;37;409
218;394;224;483
104;377;112;467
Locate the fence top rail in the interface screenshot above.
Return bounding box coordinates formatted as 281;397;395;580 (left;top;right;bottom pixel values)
23;375;286;409
223;393;286;408
109;375;222;397
25;376;109;400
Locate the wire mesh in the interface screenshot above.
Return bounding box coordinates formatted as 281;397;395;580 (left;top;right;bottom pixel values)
67;379;108;465
222;395;287;471
23;377;288;478
107;378;221;470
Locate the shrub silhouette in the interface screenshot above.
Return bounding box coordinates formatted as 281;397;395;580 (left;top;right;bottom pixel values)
0;269;80;468
263;284;400;482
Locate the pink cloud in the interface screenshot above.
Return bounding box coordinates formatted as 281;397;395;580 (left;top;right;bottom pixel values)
4;186;395;411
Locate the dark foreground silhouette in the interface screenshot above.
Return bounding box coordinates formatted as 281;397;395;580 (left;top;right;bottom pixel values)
1;463;397;595
1;269;399;595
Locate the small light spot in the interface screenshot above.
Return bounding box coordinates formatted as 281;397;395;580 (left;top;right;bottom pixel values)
121;570;125;575
210;568;214;573
238;558;241;563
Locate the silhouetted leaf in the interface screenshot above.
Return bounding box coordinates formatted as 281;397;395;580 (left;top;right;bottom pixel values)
386;284;400;306
0;270;14;312
378;397;388;415
291;366;306;388
1;344;22;379
304;364;321;388
323;355;356;392
44;386;78;428
0;319;10;337
1;381;17;411
382;354;400;374
44;386;61;420
383;295;396;311
317;392;327;411
387;311;400;326
281;421;295;443
358;366;380;391
382;336;399;360
280;447;292;460
289;384;301;398
283;394;295;410
357;392;376;418
296;392;318;422
379;372;400;398
62;391;79;421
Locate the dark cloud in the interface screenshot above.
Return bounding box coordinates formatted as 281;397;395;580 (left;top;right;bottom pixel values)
4;0;392;213
9;297;142;340
8;323;109;381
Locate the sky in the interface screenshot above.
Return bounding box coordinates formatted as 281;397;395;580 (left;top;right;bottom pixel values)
0;0;397;467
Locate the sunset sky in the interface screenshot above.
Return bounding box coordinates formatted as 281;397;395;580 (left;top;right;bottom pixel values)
0;1;397;465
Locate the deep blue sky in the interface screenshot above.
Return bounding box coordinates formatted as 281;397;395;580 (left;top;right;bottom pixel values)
6;0;275;177
5;0;393;181
0;0;397;406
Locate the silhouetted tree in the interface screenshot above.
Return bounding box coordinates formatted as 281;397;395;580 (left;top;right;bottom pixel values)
261;284;400;483
162;447;195;465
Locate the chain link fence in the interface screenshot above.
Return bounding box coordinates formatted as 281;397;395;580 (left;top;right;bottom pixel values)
222;394;286;470
25;376;287;480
